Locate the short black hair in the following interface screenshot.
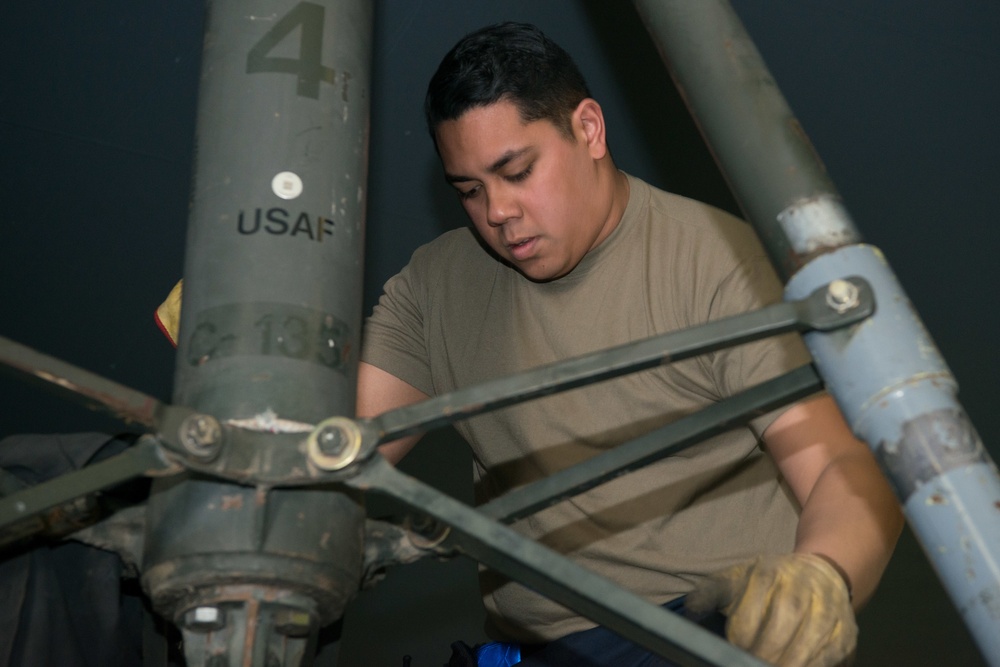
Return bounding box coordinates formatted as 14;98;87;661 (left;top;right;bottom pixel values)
425;22;592;139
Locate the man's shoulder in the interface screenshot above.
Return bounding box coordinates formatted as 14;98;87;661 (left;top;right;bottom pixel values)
638;178;747;233
629;175;765;261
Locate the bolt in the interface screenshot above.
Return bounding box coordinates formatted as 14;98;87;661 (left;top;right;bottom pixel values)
825;279;860;313
180;414;222;459
308;417;362;471
317;425;348;457
183;605;226;632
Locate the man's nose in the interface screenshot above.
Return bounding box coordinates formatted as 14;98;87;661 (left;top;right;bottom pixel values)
486;188;520;227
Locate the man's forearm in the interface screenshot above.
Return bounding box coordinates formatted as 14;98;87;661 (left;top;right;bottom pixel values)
792;448;904;610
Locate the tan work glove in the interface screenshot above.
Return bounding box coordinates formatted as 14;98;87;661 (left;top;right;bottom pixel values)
686;553;857;667
154;279;183;347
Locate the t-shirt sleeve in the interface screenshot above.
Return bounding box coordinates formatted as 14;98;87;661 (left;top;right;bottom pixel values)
360;256;436;397
702;253;817;439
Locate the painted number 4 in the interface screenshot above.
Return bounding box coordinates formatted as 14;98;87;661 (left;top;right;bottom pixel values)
246;2;335;99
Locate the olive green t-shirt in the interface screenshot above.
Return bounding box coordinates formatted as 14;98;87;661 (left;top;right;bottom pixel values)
362;174;812;642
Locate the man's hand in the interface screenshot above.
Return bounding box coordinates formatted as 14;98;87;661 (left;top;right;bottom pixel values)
686;552;857;667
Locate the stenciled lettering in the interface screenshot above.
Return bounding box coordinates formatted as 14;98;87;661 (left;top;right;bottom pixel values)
265;208;289;234
236;208;336;243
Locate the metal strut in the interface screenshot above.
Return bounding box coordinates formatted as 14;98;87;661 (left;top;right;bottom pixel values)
3;1;996;666
632;1;1000;663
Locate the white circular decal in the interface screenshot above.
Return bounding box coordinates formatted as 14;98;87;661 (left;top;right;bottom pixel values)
272;171;303;200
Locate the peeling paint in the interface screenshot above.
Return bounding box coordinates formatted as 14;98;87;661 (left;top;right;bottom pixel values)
227;408;313;434
880;408;989;500
220;495;243;511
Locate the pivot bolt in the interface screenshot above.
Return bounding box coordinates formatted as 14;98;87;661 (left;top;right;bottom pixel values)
179;414;223;460
317;425;348;457
826;279;860;314
307;417;362;471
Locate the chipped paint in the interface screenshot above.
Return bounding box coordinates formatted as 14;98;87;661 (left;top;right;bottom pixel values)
881;409;989;500
776;194;860;259
227;408;313;434
220;495;243;511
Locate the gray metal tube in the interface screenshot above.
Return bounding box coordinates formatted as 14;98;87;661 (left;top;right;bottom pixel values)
633;1;1000;663
142;1;372;663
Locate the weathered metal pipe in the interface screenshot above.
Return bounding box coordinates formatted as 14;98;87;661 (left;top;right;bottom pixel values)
142;1;372;664
633;1;1000;663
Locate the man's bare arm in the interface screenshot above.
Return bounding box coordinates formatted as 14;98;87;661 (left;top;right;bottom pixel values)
764;393;904;609
356;361;430;464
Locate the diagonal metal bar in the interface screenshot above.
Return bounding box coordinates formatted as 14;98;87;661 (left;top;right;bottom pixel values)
368;278;871;445
0;335;166;429
0;436;180;538
479;365;822;524
345;455;769;667
634;2;1000;662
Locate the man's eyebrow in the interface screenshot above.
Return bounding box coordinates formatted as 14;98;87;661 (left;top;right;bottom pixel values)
444;147;532;184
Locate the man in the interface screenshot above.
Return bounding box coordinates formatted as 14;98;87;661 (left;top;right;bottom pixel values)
357;21;902;667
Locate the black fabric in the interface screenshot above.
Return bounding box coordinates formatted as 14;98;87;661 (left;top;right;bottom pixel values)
446;641;479;667
0;432;147;667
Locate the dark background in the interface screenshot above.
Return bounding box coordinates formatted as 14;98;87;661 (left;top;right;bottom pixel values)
1;1;997;665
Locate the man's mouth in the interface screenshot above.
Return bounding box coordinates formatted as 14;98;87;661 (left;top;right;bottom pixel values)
506;236;537;260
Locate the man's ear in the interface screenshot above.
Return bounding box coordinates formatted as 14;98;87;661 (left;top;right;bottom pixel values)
573;98;608;160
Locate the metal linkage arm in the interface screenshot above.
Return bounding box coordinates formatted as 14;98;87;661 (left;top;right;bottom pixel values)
0;335;167;428
345;456;769;667
0;436;180;545
479;364;821;524
367;277;871;447
0;334;204;459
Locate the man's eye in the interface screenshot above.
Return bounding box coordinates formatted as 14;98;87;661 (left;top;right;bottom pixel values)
507;165;533;183
458;186;481;200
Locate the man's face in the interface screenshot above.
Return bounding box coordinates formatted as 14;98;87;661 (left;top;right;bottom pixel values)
435;99;617;281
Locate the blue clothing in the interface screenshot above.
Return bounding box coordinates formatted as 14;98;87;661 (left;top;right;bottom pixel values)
474;597;726;667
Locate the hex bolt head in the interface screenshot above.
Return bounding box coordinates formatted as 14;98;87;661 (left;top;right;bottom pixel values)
317;425;348;456
307;417;363;471
179;414;222;459
183;605;226;632
826;279;860;313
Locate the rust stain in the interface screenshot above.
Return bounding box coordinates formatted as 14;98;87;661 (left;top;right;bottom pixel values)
242;598;259;667
221;494;244;511
927;493;947;505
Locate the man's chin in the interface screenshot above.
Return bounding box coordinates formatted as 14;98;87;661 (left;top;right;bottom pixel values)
514;261;570;283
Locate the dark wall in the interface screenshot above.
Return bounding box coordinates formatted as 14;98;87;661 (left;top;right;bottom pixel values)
1;1;996;665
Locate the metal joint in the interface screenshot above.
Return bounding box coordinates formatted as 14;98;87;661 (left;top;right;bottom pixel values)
307;417;363;471
825;279;861;314
178;414;223;461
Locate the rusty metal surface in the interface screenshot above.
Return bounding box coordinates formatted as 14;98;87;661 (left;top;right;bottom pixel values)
0;335;165;428
347;455;770;667
882;408;992;500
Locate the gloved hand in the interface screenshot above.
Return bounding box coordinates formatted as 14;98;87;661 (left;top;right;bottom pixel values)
686;553;857;667
154;279;183;347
